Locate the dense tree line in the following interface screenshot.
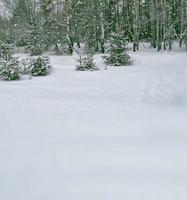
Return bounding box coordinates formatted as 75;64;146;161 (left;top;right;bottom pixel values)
0;0;187;55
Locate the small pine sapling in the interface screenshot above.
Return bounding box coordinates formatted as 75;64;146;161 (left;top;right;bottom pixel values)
105;32;131;66
0;41;13;61
29;56;51;76
75;46;99;71
0;57;22;81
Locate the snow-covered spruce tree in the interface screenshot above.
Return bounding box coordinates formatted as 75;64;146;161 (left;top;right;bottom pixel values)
75;47;98;71
22;13;45;56
29;56;51;76
76;54;98;71
0;57;22;81
40;0;58;52
9;0;44;56
0;41;13;61
105;32;131;66
0;40;24;81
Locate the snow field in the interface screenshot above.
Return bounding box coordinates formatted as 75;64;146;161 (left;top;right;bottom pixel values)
0;50;187;200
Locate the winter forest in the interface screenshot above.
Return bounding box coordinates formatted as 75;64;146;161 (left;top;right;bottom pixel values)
0;0;187;55
0;1;187;200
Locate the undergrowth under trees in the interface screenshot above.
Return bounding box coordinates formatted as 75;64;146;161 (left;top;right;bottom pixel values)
0;40;51;80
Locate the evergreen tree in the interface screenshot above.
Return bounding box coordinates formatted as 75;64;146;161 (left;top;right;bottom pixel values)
0;40;13;61
105;32;131;66
75;45;98;71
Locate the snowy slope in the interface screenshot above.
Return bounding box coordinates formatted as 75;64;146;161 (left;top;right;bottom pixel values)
0;50;187;200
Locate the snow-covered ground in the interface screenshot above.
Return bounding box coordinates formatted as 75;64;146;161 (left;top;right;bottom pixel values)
0;49;187;200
